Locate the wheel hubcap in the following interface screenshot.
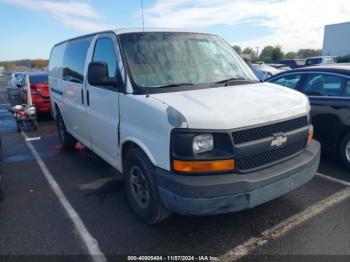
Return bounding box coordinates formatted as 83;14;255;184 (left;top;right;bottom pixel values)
346;140;350;162
129;166;149;208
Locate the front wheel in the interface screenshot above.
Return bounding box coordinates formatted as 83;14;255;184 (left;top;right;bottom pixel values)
339;133;350;171
124;148;171;224
56;110;76;148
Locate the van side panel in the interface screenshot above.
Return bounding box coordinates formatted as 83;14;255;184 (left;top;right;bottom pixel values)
48;43;66;118
61;37;93;147
119;95;174;171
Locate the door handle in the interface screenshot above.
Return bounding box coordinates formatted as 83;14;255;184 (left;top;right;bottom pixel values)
81;89;84;104
86;89;90;106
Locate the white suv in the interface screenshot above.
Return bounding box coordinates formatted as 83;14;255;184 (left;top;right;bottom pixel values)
49;29;320;223
305;56;337;66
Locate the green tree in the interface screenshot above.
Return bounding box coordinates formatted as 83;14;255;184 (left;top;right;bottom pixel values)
297;49;322;59
232;45;242;54
242;47;257;59
259;45;284;62
284;52;298;59
259;46;274;62
271;45;284;61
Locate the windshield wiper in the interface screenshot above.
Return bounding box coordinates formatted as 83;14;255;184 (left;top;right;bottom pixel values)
215;77;253;86
154;83;194;88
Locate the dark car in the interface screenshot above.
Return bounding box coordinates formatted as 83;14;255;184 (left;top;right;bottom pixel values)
275;59;306;69
267;65;350;170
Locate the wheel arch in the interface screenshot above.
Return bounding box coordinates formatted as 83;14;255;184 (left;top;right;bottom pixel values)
120;138;156;173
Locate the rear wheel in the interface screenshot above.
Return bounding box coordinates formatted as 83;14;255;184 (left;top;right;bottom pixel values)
56;110;76;148
339;133;350;171
124;148;171;224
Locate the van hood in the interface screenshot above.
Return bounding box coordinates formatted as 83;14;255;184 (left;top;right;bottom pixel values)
151;82;310;130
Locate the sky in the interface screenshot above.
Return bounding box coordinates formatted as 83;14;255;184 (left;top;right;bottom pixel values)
0;0;350;61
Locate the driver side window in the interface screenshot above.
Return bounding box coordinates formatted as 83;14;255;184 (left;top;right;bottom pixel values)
92;38;118;78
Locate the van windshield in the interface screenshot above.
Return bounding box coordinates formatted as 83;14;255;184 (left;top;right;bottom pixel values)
119;32;257;93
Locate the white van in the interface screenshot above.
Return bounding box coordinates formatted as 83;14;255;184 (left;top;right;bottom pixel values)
49;29;320;223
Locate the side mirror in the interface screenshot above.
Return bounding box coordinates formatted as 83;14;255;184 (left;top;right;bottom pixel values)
88;62;116;87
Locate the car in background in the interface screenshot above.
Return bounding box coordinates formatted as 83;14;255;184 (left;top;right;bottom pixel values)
267;65;350;170
267;63;292;71
275;59;306;69
251;63;282;81
8;72;25;88
305;56;337;66
19;72;51;113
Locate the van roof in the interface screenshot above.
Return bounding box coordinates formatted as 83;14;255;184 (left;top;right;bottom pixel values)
53;28;212;47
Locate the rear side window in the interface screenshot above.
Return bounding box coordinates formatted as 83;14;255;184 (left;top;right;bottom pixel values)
92;38;117;78
303;74;344;96
63;37;92;84
49;43;66;78
271;74;302;89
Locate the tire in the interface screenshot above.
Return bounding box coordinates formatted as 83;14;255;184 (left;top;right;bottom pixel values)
0;175;4;202
124;148;171;224
56;110;76;148
339;133;350;171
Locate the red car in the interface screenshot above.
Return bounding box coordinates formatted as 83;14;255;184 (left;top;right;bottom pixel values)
20;72;51;113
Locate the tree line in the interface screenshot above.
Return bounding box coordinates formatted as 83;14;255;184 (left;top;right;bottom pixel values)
0;59;48;70
232;45;322;62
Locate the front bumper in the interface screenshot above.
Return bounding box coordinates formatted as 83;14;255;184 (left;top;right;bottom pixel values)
155;140;321;215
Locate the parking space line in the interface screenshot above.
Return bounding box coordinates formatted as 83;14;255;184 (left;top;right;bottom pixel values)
316;172;350;187
21;132;106;262
220;186;350;261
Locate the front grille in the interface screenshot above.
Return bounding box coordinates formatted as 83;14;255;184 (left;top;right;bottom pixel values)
236;139;306;171
232;116;308;144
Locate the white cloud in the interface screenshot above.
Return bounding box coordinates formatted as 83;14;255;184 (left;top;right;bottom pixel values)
145;0;350;51
0;0;113;32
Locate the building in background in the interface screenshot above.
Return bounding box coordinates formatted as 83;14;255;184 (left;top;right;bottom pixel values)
323;22;350;57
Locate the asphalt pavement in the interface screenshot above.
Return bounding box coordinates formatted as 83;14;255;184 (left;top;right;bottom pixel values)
0;80;349;261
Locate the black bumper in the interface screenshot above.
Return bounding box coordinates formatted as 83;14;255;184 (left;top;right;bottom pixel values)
155;140;321;215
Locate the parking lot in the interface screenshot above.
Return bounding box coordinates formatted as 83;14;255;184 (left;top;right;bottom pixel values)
0;78;349;261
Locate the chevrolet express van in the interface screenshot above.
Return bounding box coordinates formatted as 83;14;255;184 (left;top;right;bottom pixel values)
49;29;320;223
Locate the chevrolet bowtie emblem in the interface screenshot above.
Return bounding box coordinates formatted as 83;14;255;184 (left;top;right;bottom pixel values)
271;135;288;147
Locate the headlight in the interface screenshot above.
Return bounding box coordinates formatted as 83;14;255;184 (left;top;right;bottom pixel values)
171;130;234;174
193;134;214;154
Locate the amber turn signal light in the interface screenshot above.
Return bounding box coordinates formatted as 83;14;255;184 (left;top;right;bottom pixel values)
307;125;314;145
173;159;235;173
